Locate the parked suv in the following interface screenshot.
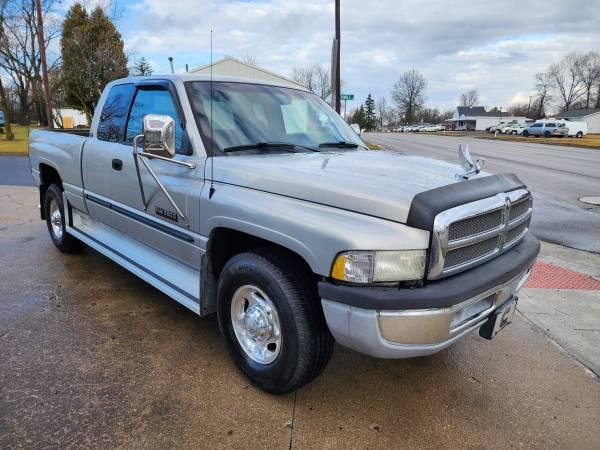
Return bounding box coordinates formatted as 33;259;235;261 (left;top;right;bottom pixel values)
523;122;557;137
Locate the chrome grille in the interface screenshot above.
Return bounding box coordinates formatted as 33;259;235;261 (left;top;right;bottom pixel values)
444;236;501;269
429;189;532;279
448;209;503;241
509;197;532;222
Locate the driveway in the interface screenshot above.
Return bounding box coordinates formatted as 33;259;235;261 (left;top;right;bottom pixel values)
1;186;599;448
365;132;600;253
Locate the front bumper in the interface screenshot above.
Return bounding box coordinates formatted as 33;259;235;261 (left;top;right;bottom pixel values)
319;235;540;358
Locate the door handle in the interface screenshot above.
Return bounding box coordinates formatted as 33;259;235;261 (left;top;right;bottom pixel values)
112;159;123;171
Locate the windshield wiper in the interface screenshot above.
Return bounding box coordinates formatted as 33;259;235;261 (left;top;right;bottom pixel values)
223;142;318;153
318;140;360;148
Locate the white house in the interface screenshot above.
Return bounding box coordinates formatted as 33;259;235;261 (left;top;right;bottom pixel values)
190;57;307;90
556;108;600;133
446;106;529;131
53;107;88;128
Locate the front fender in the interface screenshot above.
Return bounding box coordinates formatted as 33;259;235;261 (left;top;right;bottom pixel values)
200;184;430;276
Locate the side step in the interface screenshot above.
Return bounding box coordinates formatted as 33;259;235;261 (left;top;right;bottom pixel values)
67;208;201;315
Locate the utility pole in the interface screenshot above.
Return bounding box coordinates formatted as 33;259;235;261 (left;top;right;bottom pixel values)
35;0;53;128
526;96;532;118
334;0;341;114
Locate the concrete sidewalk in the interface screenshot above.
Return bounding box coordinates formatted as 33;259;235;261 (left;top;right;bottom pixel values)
519;242;600;376
1;186;599;449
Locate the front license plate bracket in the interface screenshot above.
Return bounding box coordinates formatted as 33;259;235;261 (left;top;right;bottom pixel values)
479;297;518;340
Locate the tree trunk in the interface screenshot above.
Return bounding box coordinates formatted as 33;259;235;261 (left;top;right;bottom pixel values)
596;85;600;109
0;79;15;141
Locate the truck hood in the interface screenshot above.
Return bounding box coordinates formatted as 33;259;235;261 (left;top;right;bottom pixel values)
213;150;482;224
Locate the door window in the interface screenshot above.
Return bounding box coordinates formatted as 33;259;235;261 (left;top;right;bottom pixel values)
96;84;135;142
545;123;556;127
125;87;183;151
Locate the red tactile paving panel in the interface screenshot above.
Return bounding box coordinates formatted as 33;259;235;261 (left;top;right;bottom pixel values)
525;261;600;290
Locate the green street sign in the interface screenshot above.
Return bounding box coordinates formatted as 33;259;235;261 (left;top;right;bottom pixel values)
340;94;354;100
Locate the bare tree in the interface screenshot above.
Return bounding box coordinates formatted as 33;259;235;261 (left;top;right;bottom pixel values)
459;89;480;107
547;53;586;112
240;55;257;66
508;103;529;117
376;97;389;129
532;72;551;119
0;76;14;139
291;64;331;101
391;69;427;124
0;0;61;124
574;51;600;109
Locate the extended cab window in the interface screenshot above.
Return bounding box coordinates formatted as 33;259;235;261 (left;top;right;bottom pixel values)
545;123;556;127
125;87;183;151
96;84;135;142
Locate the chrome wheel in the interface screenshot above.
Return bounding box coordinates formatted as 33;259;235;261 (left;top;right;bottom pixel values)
49;199;63;240
231;285;282;364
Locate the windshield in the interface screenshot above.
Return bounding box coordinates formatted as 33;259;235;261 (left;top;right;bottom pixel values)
185;81;367;155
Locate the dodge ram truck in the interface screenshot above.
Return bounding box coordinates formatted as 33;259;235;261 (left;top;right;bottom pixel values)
29;75;540;393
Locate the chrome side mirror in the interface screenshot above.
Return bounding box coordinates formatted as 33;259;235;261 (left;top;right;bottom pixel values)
143;114;176;158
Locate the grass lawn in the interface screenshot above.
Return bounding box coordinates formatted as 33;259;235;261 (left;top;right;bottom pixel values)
0;124;36;155
474;132;600;149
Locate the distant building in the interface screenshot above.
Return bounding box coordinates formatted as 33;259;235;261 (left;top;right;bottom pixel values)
446;106;529;131
52;107;88;128
556;108;600;133
190;57;307;90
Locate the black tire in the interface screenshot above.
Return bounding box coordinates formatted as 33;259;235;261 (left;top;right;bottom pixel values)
522;130;529;137
44;184;86;253
217;248;334;394
544;131;551;137
511;130;517;135
576;131;583;138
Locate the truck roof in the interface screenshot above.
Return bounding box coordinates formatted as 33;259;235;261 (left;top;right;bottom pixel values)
110;74;310;92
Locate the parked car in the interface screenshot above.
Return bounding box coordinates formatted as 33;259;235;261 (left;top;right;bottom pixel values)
29;74;540;393
503;124;527;135
522;120;587;138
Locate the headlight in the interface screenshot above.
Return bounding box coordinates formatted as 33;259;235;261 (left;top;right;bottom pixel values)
331;250;426;283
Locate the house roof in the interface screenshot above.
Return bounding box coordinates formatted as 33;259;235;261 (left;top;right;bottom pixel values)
457;106;508;117
190;57;307;90
556;108;600;118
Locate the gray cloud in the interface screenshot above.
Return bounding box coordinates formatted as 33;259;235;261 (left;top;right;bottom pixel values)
124;0;600;110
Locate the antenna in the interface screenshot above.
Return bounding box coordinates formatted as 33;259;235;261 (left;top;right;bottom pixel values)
168;57;174;74
209;30;215;199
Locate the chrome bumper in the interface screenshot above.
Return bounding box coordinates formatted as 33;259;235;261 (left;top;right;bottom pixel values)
321;269;531;359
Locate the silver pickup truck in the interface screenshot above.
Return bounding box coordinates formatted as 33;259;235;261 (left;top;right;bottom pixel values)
29;74;540;393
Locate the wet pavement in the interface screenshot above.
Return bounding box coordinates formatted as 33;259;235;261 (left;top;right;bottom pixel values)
1;186;600;448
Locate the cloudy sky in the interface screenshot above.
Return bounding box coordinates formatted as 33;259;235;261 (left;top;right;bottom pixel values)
59;0;600;111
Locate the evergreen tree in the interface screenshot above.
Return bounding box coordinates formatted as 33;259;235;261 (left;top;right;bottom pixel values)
131;57;154;76
364;94;377;131
61;4;128;122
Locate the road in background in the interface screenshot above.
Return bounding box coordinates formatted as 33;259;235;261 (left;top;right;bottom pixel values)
365;132;600;253
0;156;33;187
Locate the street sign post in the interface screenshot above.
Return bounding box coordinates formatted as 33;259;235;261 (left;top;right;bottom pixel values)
340;94;354;121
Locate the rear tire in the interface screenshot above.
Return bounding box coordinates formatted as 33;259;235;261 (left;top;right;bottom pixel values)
544;131;551;137
576;131;583;138
522;130;529;137
217;249;334;394
44;184;86;253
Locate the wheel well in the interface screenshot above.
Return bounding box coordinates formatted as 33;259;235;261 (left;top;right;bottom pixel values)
39;164;62;219
207;228;314;279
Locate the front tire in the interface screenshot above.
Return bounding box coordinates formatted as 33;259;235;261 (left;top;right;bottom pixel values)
217;249;334;394
44;184;86;253
522;130;529;137
576;131;583;138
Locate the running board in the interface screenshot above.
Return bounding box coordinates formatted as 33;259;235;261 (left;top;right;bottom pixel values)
67;208;201;315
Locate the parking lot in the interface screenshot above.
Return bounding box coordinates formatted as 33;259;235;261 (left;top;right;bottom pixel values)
1;148;600;448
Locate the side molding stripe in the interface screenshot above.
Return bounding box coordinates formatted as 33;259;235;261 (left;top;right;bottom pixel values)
84;193;195;243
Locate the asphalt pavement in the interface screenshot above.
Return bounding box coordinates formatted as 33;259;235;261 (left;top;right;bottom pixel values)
365;132;600;253
0;155;33;187
1;186;599;448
